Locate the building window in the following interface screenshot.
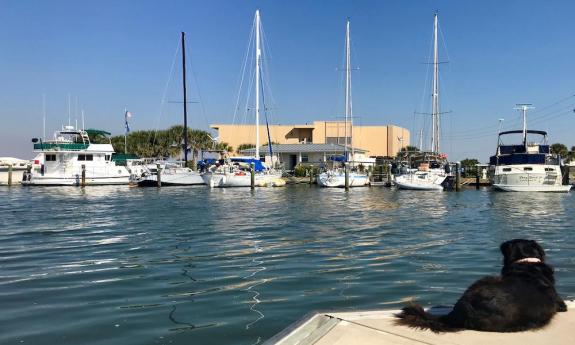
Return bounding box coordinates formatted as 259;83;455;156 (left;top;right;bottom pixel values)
326;137;351;145
45;154;56;161
259;155;265;162
301;154;309;163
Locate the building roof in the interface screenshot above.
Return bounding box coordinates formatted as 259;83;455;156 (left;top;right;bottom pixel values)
240;143;368;154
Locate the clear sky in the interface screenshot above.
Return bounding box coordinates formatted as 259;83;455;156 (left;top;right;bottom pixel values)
1;0;574;161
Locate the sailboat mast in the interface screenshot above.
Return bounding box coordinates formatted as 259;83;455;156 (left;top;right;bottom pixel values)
431;13;440;154
514;104;533;147
345;19;352;160
181;32;189;163
255;10;261;160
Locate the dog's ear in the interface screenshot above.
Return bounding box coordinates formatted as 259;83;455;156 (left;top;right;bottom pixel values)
530;240;546;260
500;240;514;260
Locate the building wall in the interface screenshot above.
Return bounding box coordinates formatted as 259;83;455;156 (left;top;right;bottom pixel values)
211;121;410;157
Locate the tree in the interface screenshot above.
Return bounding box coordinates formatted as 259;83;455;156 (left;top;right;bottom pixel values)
550;143;569;158
460;158;480;177
214;142;233;153
237;143;255;153
396;145;420;158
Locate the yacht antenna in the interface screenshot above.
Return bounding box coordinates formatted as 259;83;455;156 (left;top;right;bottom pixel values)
514;104;533;147
42;94;46;140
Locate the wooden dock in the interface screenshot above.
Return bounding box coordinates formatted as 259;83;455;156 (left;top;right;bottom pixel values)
265;300;575;345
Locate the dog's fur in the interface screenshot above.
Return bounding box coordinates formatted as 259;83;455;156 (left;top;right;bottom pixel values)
395;239;567;332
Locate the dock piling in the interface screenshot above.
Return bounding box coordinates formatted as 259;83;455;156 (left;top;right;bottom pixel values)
156;163;161;187
7;164;12;186
81;164;86;187
455;162;461;191
387;164;392;187
250;163;255;189
309;168;314;185
475;165;480;190
344;163;350;190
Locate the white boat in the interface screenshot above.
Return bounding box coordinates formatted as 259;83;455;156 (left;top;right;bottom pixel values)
317;19;368;188
316;169;369;187
394;13;448;191
205;10;284;188
489;105;571;192
22;127;131;185
0;157;30;185
395;170;446;190
136;32;204;187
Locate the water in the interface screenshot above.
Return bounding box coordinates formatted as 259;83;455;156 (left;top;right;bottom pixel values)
1;186;574;344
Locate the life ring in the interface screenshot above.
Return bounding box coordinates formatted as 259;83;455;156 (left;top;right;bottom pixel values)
235;171;246;176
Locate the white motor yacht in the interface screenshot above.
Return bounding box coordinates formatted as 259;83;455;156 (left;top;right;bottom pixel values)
22;127;130;186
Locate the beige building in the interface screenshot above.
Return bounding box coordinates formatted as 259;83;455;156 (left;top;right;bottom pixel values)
210;121;410;158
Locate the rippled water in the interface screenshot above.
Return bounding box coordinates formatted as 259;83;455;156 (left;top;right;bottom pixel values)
1;186;574;344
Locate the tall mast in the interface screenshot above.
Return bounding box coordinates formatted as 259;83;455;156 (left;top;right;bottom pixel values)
255;10;261;160
431;13;440;154
345;19;354;161
181;31;189;163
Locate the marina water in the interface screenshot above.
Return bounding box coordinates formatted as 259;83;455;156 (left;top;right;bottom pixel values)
1;186;574;344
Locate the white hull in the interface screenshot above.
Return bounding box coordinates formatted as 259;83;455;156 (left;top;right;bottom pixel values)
490;164;569;193
0;167;28;185
316;171;369;187
137;169;204;186
493;184;571;192
394;172;446;191
22;175;130;186
202;171;284;188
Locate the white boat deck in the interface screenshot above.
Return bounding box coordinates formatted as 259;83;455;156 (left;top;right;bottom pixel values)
266;300;575;345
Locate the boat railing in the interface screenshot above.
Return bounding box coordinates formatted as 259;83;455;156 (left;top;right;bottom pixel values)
33;143;89;151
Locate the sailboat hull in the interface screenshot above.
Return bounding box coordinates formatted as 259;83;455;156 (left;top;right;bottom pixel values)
316;172;369;187
137;169;204;186
202;171;284;187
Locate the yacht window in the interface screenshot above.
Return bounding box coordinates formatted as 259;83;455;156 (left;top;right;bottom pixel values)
45;154;57;161
524;167;533;171
105;155;111;161
502;168;511;172
545;168;554;172
86;154;93;161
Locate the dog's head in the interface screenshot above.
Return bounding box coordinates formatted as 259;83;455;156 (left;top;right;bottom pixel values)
500;239;545;267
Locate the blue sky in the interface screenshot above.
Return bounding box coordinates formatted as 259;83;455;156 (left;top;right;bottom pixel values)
1;0;574;161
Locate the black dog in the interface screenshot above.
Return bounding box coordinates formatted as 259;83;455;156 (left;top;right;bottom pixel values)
395;239;567;332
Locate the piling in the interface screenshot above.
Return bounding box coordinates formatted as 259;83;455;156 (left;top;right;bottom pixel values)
344;163;350;190
455;161;461;191
7;164;12;186
475;165;480;190
367;166;373;186
156;163;161;187
81;164;86;187
387;164;392;187
309;168;314;185
250;163;255;189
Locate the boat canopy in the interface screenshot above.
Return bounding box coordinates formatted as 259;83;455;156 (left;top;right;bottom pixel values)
328;155;346;162
499;129;547;136
490;153;546;166
230;157;266;172
85;129;112;137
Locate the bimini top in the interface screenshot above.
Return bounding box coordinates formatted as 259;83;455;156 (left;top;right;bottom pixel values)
499;129;548;136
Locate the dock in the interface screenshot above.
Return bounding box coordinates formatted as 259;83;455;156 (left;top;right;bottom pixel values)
265;300;574;345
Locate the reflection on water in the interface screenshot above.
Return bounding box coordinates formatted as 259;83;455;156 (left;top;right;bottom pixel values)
0;186;574;345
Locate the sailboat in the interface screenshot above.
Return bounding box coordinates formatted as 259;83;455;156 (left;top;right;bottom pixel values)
488;105;571;192
316;19;369;188
137;32;204;186
395;13;449;191
202;10;283;188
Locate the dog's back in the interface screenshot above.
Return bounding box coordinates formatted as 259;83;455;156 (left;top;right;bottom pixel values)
396;239;567;332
